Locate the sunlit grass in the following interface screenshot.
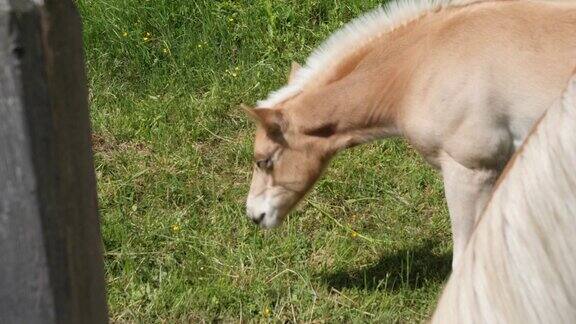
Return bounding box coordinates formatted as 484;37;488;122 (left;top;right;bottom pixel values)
79;0;452;321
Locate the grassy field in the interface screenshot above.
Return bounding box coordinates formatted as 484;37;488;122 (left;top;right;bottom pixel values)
78;0;453;322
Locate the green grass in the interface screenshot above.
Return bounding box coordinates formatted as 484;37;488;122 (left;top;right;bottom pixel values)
79;0;452;322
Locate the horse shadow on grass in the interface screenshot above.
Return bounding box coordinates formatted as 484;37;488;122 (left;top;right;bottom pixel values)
320;240;452;292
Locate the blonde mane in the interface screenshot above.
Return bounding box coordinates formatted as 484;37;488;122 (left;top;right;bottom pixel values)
257;0;489;108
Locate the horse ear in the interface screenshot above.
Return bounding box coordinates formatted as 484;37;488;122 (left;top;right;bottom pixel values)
242;105;286;137
241;104;259;121
288;61;302;84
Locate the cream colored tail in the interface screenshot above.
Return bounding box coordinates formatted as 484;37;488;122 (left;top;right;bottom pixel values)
432;73;576;324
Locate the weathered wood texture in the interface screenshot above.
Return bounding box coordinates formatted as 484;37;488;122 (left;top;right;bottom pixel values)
0;0;108;323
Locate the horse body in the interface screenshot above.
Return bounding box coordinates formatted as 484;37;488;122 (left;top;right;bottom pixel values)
432;72;576;324
398;1;576;264
245;0;576;266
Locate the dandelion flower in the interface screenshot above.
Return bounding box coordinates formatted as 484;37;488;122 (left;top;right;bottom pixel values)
263;307;271;317
172;224;181;232
122;32;128;37
351;230;358;238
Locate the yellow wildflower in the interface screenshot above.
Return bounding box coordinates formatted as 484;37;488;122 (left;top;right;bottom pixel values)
172;224;181;232
263;307;271;317
122;32;128;37
143;37;150;42
351;230;358;239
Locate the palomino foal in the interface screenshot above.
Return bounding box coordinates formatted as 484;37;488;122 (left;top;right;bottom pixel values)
432;72;576;324
245;0;576;267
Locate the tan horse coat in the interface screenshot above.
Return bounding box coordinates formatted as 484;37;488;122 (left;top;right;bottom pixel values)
246;0;576;267
432;71;576;324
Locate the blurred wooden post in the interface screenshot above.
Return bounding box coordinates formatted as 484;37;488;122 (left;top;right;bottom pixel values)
0;0;108;323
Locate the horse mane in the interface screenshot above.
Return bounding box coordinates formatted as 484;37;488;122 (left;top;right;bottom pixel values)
257;0;492;108
432;73;576;322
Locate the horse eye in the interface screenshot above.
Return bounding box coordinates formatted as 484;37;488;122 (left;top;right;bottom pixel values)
256;157;272;170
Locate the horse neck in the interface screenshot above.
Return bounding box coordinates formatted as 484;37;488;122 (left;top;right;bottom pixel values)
287;23;429;145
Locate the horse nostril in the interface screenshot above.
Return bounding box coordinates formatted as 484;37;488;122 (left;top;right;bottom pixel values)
252;212;266;225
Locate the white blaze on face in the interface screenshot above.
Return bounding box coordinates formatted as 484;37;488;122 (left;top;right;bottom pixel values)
246;177;291;229
246;189;281;229
246;170;284;229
